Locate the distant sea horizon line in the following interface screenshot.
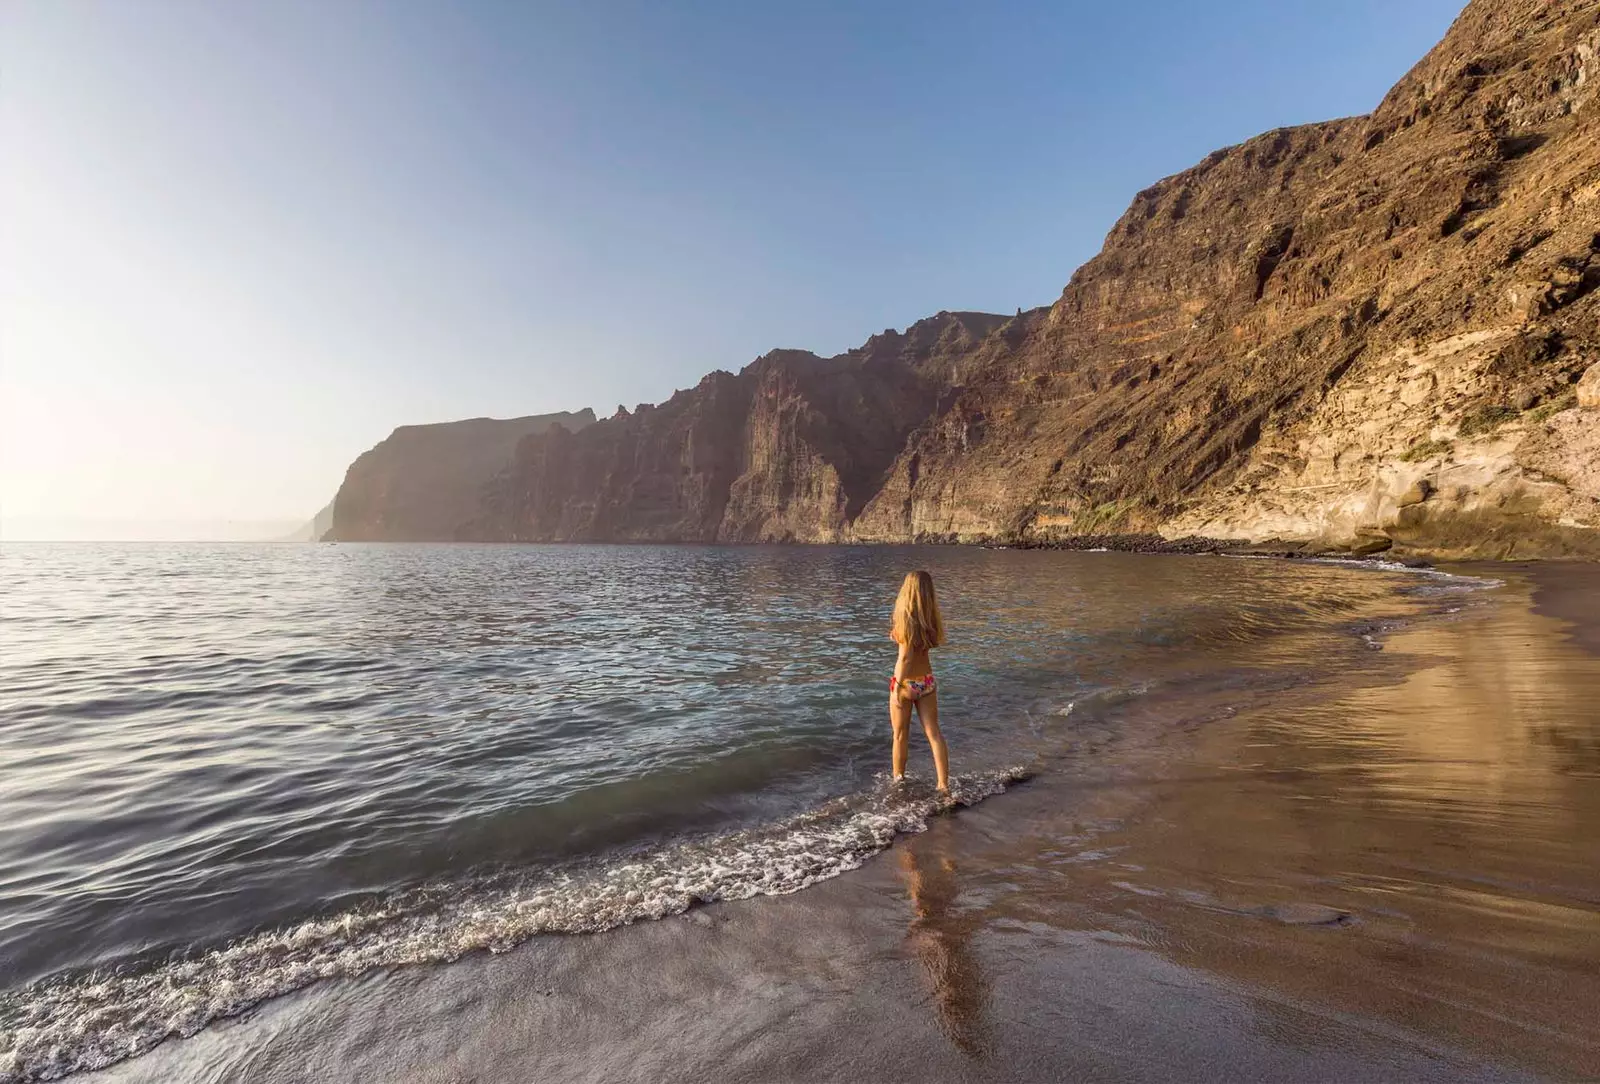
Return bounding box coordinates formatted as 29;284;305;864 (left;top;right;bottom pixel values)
0;517;313;543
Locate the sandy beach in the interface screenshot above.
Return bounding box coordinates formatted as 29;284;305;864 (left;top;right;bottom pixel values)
82;561;1600;1084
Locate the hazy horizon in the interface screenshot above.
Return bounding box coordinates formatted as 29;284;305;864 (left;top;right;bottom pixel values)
2;0;1466;538
0;516;309;542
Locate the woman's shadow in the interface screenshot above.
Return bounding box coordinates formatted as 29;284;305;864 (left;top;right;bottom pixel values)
900;825;991;1058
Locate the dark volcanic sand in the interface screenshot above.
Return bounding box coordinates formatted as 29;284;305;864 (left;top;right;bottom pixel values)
97;564;1600;1084
1528;560;1600;658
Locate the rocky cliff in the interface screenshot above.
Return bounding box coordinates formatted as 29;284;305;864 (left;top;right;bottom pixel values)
331;0;1600;558
473;313;1008;542
847;0;1600;559
329;410;595;541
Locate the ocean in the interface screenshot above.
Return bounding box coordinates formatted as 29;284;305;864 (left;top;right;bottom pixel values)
0;544;1497;1081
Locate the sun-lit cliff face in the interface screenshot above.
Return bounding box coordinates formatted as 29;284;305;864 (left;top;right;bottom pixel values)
850;0;1600;558
328;0;1600;557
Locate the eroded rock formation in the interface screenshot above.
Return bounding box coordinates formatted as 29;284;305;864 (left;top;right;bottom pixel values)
329;0;1600;558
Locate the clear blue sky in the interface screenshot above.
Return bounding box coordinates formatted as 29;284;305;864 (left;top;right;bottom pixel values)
1;0;1465;534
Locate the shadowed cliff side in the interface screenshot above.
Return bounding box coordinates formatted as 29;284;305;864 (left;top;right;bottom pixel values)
476;313;1008;542
329;410;596;542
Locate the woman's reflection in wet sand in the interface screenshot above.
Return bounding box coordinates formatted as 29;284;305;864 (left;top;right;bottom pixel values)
901;829;991;1058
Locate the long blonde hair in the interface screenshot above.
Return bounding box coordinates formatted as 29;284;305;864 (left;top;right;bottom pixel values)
892;570;945;651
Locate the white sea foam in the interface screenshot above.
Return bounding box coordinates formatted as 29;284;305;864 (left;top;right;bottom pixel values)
1300;555;1502;590
0;767;1027;1084
1218;552;1503;594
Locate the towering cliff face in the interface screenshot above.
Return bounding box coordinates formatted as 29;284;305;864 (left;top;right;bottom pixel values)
854;0;1600;558
329;410;595;541
477;313;1007;542
329;0;1600;557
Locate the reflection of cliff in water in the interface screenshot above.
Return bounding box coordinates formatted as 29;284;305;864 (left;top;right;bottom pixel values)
901;829;990;1058
1279;566;1600;820
1065;565;1600;1077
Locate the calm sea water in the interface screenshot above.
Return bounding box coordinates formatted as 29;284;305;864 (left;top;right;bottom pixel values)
0;543;1482;1081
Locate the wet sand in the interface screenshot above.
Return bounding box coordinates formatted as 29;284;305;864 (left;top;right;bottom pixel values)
1529;560;1600;657
98;563;1600;1083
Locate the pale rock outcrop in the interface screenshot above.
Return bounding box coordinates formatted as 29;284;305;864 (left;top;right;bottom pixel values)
1579;362;1600;408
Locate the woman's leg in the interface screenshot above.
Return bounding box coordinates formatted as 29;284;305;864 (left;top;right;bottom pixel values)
915;693;950;792
890;693;913;780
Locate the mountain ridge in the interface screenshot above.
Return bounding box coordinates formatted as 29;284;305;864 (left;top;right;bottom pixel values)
325;0;1600;558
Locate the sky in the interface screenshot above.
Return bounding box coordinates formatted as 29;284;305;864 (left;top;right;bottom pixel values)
1;0;1466;538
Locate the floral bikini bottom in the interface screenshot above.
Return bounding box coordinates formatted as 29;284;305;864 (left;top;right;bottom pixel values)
890;673;937;701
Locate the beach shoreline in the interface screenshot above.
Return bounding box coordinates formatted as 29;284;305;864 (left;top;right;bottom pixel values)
77;557;1600;1084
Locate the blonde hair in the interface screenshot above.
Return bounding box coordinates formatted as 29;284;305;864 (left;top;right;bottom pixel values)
892;570;945;651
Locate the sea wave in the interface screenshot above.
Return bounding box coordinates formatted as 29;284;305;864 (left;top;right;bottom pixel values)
1300;555;1503;589
0;766;1028;1083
